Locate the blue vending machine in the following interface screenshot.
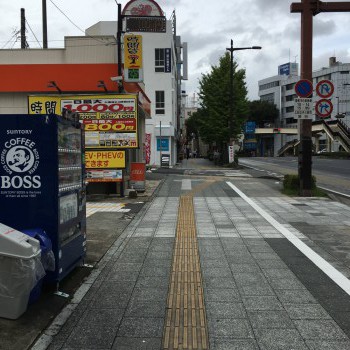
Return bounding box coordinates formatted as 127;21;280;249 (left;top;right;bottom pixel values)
0;113;86;285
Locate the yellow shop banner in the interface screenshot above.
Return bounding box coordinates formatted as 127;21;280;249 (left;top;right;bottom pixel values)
85;150;125;169
124;34;143;69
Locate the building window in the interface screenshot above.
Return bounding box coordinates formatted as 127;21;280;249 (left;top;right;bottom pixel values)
155;48;171;73
286;117;297;124
340;71;349;74
285;83;294;91
286;106;294;113
155;91;165;114
259;81;280;91
155;49;165;72
260;93;275;104
286;95;294;102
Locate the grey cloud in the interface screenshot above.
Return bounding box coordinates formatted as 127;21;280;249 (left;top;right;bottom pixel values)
181;30;227;52
253;0;291;14
313;18;336;36
313;49;350;71
195;49;224;70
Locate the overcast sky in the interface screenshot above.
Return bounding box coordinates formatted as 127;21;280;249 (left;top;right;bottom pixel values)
1;0;350;100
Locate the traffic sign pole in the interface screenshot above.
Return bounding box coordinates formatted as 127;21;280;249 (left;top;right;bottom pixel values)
294;79;313;196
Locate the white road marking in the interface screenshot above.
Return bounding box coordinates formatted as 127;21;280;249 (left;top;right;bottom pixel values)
181;179;192;190
174;179;201;190
227;181;350;296
86;202;129;217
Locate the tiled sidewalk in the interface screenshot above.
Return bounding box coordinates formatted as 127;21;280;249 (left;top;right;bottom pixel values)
32;176;350;350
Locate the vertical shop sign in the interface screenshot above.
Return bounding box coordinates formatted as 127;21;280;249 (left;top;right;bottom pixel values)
228;145;235;163
165;48;171;73
145;133;151;164
124;34;143;82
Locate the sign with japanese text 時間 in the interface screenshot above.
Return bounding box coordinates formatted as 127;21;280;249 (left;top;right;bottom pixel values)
28;95;139;149
28;94;138;183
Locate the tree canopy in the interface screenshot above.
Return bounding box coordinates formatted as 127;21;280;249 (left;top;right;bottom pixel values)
190;52;249;151
247;100;279;127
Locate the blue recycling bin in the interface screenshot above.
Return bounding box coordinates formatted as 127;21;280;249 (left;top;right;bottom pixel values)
22;229;55;304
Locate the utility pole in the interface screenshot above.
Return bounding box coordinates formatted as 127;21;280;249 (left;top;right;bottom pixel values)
225;40;261;163
117;3;124;92
159;121;163;167
20;8;27;49
291;0;350;196
42;0;48;48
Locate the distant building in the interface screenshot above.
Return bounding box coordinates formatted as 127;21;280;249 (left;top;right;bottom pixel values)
87;0;188;167
257;58;350;155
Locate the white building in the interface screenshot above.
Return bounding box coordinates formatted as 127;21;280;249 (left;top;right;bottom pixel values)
258;58;350;155
86;0;188;167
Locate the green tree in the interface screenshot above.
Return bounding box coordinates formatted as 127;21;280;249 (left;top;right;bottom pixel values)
196;52;249;152
185;111;200;142
247;100;279;127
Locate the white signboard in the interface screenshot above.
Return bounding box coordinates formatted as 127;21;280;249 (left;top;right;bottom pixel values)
228;145;235;163
294;98;314;119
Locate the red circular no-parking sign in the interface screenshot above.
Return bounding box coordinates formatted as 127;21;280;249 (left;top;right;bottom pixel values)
295;79;313;98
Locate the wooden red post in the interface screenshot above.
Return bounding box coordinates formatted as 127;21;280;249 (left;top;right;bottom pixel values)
291;0;350;195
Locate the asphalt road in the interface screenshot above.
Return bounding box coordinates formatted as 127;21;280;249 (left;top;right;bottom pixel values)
238;156;350;196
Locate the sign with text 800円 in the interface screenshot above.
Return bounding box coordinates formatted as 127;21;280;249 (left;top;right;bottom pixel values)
28;94;139;149
294;98;314;119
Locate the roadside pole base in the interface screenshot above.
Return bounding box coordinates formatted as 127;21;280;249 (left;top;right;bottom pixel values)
82;264;93;268
54;291;70;298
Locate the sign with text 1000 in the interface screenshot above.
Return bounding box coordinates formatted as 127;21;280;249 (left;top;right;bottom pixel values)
61;97;136;114
294;98;313;119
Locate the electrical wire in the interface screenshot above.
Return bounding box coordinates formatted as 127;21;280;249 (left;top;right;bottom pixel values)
1;30;20;49
25;19;42;48
49;0;86;34
49;0;113;45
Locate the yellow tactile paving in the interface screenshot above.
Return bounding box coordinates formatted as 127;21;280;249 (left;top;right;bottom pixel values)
162;195;209;350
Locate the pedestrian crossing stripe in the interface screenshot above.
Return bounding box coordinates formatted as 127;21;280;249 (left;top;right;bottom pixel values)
86;202;130;217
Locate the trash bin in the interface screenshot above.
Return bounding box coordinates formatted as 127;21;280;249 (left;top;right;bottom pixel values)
22;228;55;304
0;223;45;319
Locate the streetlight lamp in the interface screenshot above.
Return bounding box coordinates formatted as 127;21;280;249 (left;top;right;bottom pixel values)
226;39;261;160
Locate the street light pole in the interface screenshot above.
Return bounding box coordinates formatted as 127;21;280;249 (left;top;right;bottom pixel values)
225;40;261;160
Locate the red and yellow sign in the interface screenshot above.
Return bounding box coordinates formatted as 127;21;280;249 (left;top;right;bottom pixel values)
28;94;139;149
83;119;136;132
85;150;126;169
124;35;143;69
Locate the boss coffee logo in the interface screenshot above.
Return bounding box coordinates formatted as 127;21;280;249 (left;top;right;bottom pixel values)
1;134;41;189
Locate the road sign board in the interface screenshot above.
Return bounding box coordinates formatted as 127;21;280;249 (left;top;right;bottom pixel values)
295;79;313;98
316;80;334;98
294;98;314;119
315;98;333;118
